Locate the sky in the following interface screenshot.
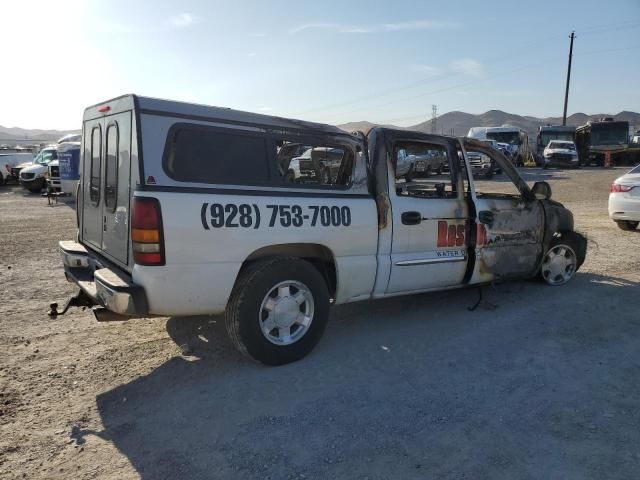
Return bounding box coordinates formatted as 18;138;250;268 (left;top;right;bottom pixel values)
0;0;638;130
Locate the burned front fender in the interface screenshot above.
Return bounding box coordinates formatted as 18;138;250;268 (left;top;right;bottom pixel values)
541;199;574;246
541;199;587;267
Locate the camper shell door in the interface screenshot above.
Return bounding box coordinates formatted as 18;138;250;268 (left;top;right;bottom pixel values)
80;95;139;271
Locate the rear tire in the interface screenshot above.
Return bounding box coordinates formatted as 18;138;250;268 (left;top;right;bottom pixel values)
616;220;639;231
225;257;330;365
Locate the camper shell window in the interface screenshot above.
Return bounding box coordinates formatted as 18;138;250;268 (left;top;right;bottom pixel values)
164;124;270;186
163;123;355;188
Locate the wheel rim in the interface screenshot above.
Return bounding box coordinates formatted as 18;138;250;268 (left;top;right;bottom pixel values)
541;244;577;285
259;280;314;345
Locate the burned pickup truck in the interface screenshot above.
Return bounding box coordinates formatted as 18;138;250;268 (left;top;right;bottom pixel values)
55;95;587;365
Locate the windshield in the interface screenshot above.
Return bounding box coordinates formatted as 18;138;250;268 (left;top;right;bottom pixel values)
591;124;628;146
487;131;520;144
630;164;640;174
481;140;498;148
33;149;58;165
540;132;574;146
548;141;575;150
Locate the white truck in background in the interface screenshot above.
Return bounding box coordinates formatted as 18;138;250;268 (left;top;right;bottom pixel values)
468;125;530;166
0;152;35;185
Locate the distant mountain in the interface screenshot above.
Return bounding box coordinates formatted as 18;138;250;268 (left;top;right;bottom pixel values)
0;125;80;143
338;110;640;136
335;121;403;134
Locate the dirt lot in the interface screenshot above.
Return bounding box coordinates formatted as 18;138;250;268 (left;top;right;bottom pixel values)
1;167;639;479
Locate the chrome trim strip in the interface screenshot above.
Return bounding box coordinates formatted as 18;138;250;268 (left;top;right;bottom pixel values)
395;256;466;266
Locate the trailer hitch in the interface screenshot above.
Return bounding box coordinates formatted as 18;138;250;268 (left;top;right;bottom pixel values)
48;289;95;317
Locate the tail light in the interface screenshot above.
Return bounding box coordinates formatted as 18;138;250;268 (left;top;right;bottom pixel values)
611;183;633;193
131;197;165;266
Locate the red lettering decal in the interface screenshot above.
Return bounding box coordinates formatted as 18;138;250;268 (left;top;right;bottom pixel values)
447;225;457;247
477;223;487;246
437;221;448;247
456;224;465;246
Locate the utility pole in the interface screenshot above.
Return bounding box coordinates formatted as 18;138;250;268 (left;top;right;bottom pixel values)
562;31;575;126
431;105;437;133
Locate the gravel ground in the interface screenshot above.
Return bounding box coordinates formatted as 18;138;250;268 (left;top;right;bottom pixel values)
1;167;639;480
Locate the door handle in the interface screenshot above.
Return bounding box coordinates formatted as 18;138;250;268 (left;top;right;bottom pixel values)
479;210;494;226
401;211;422;225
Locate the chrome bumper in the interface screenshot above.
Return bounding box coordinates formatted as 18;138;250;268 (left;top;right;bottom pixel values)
59;240;148;316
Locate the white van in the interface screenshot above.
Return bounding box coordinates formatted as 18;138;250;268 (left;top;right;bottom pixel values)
18;146;58;192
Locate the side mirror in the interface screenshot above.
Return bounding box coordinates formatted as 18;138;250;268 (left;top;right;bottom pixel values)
532;181;552;200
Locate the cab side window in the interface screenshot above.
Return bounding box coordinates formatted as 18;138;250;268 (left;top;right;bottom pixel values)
394;142;456;199
465;146;522;198
274;140;354;188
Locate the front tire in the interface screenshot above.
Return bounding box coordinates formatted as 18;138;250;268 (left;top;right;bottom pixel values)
616;220;639;231
225;257;330;365
539;231;586;286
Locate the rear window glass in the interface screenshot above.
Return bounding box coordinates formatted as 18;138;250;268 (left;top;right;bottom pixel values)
164;126;269;185
105;124;118;211
274;141;353;187
90;126;101;205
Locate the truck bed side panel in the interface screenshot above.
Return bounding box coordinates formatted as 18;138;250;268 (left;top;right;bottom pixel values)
132;191;378;316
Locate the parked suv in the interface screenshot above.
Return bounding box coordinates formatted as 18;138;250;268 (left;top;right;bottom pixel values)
56;95;587;365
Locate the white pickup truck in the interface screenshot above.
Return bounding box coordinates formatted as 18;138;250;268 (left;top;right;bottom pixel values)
56;95;587;365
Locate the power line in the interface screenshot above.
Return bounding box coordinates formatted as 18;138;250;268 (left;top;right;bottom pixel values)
297;19;640;121
333;44;639;125
294;29;590;118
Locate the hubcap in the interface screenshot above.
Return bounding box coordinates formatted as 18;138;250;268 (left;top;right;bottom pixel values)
259;281;314;345
541;244;577;286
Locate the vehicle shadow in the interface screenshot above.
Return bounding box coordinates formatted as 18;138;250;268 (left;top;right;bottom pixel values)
84;272;640;479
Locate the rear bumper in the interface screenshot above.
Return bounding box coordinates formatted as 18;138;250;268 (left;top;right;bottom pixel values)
609;195;640;221
470;163;492;174
59;240;149;316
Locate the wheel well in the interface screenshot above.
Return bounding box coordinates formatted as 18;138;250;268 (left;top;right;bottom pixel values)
241;244;337;297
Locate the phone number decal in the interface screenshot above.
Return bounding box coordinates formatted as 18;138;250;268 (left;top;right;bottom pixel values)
200;203;351;230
